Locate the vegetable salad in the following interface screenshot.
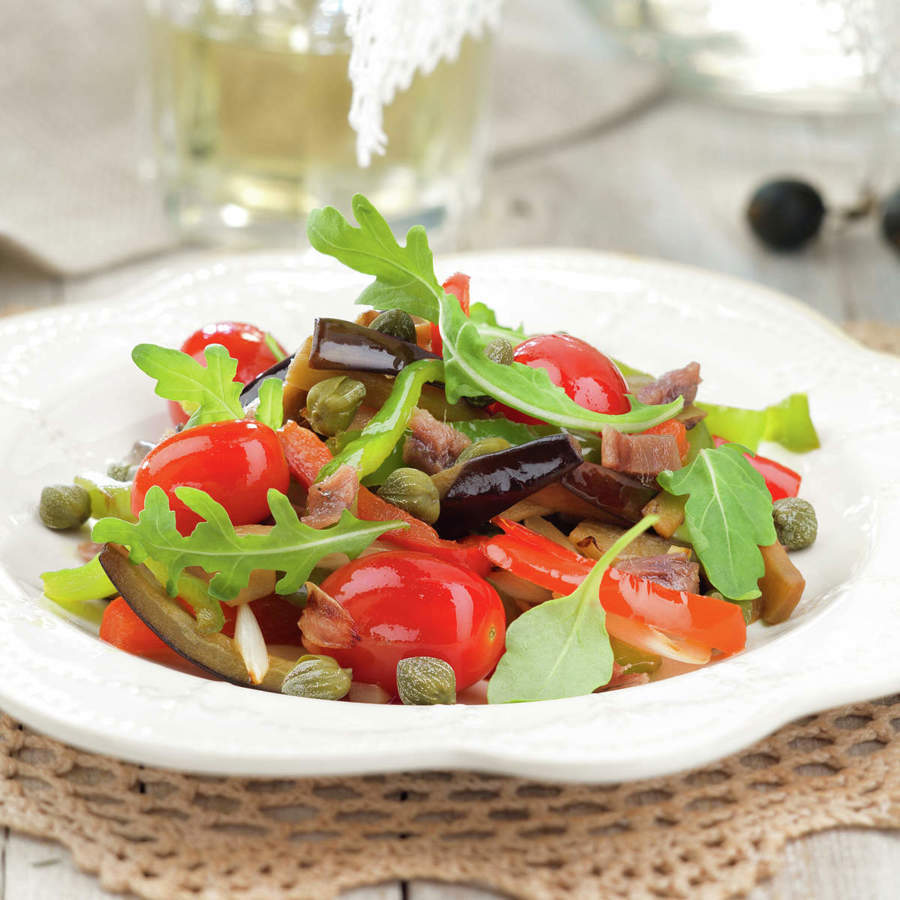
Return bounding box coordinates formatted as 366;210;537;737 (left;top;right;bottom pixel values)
39;195;820;705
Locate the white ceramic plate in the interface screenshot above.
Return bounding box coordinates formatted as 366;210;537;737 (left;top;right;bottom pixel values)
1;250;899;782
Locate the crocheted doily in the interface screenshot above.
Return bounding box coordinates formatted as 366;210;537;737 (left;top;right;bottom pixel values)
0;323;897;899
0;695;898;899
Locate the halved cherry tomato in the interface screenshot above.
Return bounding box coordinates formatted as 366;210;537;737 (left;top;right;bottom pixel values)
712;437;801;501
132;420;290;535
100;596;181;661
306;551;505;693
277;421;492;575
430;273;470;356
483;518;746;655
169;322;286;426
491;333;631;425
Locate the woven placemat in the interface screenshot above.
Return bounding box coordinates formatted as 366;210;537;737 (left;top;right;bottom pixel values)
1;319;898;899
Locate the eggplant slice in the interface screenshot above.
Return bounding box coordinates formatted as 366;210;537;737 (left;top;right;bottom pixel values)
309;317;439;374
434;433;583;539
99;545;295;691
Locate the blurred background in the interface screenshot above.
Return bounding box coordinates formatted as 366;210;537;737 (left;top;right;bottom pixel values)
0;0;897;324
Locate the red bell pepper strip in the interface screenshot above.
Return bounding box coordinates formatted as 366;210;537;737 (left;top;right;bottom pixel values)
486;518;746;655
712;436;801;501
278;421;491;575
100;596;183;661
431;272;470;356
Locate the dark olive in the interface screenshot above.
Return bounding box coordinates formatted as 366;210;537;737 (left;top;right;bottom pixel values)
880;186;900;253
746;178;826;251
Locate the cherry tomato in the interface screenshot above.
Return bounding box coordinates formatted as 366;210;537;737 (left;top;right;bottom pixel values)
491;333;630;424
306;551;506;693
431;273;470;356
169;322;286;426
132;420;290;535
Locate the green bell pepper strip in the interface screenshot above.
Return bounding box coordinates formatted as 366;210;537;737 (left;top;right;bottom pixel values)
697;393;819;454
40;555;115;624
318;357;445;482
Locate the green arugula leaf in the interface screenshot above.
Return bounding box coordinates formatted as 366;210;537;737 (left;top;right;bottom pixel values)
255;377;284;430
468;301;527;343
438;292;684;432
307;194;441;322
453;419;560;445
92;485;406;602
657;443;776;601
487;515;659;703
697;393;819;454
132;343;244;428
306;195;682;433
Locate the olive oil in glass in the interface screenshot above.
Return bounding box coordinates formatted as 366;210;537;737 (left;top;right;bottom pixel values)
148;1;494;245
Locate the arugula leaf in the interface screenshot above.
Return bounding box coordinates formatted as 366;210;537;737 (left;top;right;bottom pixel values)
487;515;659;703
468;301;527;343
697;393;819;454
92;485;405;602
453;419;560;445
657;443;776;601
438;292;684;432
132;343;244;428
306;195;683;433
255;377;284;430
307;194;441;322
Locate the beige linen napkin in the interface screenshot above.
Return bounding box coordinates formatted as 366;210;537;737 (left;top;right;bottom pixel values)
0;1;175;275
0;0;662;277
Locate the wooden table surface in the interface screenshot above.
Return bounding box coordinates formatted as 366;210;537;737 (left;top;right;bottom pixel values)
1;1;899;896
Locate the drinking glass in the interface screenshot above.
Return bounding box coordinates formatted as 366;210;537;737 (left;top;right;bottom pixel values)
147;0;495;246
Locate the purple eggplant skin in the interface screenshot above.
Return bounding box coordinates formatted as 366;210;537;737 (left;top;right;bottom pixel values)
98;545;294;691
240;353;294;408
435;433;583;539
561;462;657;523
309;318;438;375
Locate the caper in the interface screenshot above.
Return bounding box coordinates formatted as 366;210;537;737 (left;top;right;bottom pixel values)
772;497;818;550
306;376;366;436
396;656;456;705
39;484;91;530
106;461;139;482
371;309;417;343
484;338;514;366
378;467;440;524
281;654;352;700
456;437;511;464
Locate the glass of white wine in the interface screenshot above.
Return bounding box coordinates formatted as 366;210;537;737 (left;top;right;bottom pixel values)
147;0;495;247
